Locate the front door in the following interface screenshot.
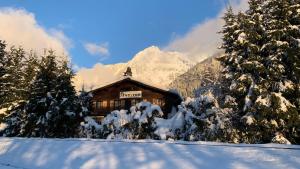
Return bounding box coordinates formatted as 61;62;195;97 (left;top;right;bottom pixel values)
125;99;131;110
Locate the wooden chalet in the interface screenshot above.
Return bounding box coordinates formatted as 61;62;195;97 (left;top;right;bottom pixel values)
90;67;182;122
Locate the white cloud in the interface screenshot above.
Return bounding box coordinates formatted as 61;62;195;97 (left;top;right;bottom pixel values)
74;63;119;91
84;42;110;59
49;29;73;50
164;0;248;62
0;7;71;57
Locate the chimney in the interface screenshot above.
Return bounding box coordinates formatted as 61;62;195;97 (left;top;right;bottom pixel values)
123;67;132;77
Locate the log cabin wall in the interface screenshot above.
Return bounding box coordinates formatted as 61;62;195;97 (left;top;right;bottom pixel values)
90;78;181;120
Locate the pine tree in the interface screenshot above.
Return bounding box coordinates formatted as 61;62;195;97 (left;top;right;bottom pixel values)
217;7;241;104
0;41;7;108
23;52;38;101
218;8;251;142
21;51;59;137
3;103;26;136
77;84;93;117
47;60;81;137
195;58;222;97
1;47;28;136
236;0;267;143
77;85;95;138
0;40;7;123
288;0;300;143
3;50;39;137
220;0;300;144
252;0;300;143
19;51;84;138
0;46;25;109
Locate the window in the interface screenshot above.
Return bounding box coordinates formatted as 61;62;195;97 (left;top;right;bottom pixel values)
96;102;100;109
93;100;108;109
114;100;120;109
161;99;165;107
112;100;126;110
121;100;125;108
131;99;136;106
92;101;96;109
100;100;108;109
131;99;141;106
153;98;165;107
110;100;114;109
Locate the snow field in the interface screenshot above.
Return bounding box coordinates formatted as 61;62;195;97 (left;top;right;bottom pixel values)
0;137;299;169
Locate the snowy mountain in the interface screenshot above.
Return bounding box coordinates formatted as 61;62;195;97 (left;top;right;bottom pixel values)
74;46;195;91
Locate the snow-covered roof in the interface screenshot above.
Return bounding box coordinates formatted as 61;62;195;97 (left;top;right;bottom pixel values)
91;76;179;96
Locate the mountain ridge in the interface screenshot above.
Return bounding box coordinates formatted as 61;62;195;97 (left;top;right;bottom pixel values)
169;56;222;98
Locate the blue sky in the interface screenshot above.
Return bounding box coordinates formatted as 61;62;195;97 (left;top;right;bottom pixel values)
0;0;230;68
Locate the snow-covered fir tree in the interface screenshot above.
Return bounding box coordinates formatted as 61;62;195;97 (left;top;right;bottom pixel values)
23;52;39;100
1;47;27;109
2;103;26;136
0;44;95;137
253;0;300;144
219;0;300;144
47;60;82;137
77;85;93;118
0;40;8;125
194;58;222;97
18;51;81;137
20;52;58;137
217;7;241;107
76;85;95;138
2;49;39;136
0;40;7;109
0;46;32;136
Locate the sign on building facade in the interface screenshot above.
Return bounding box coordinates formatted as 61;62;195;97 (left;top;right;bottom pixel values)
120;91;142;99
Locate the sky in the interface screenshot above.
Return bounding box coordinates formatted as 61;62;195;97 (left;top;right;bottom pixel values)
0;0;249;69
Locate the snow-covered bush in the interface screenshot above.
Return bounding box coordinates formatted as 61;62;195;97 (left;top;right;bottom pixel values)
0;109;6;124
79;116;102;138
153;91;238;143
271;132;291;145
154;102;195;140
101;101;163;139
0;123;7;134
90;91;239;142
0;108;7;136
2;103;27;137
185;91;239;142
101;110;132;139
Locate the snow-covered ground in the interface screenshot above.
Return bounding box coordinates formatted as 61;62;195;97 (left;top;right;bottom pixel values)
0;138;299;169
